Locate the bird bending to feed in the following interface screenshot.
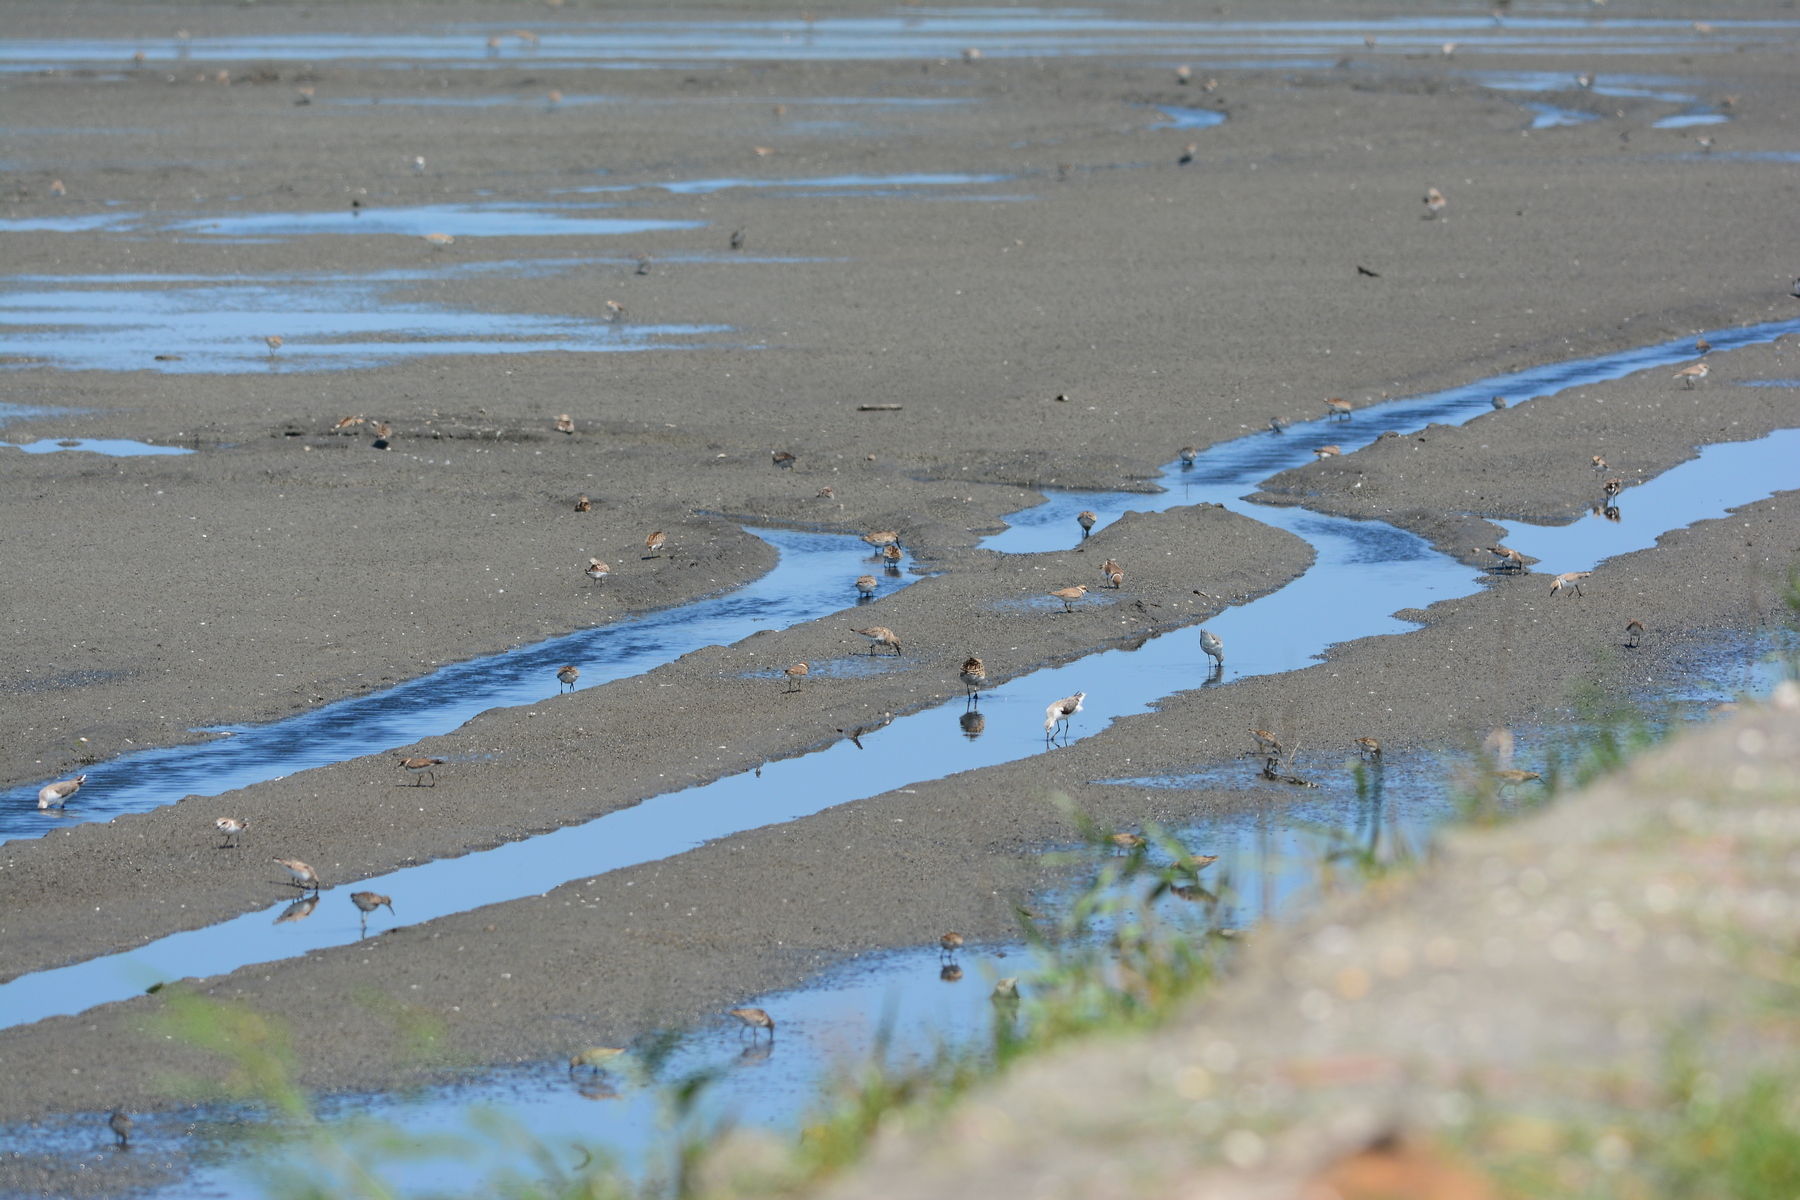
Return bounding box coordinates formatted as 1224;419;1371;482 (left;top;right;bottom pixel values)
880;543;903;566
855;573;878;600
960;656;988;701
1044;691;1086;740
1356;737;1383;762
1313;445;1342;460
1485;545;1526;573
584;558;609;583
1696;336;1711;354
1493;768;1542;790
728;1007;776;1040
1050;584;1089;613
1108;832;1147;851
816;486;835;499
1548;571;1591;598
1076;510;1098;538
422;231;455;250
554;413;575;435
783;662;809;693
861;530;900;550
37;774;87;809
397;755;446;785
1491;395;1507;409
939;931;964;957
644;530;667;557
273;857;320;891
215;816;249;848
1179;446;1198;466
1673;362;1709;388
351;891;393;934
569;1047;626;1072
1625;618;1645;647
574;494;592;513
1324;397;1353;420
1250;727;1283;761
1423;186;1447;217
1105;568;1124;589
852;625;902;655
771;450;796;469
557;664;580;693
1200;628;1225;669
109;1109;132;1149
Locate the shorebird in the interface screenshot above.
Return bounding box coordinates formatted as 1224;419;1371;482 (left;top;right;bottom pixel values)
1324;397;1353;421
1175;63;1192;85
1050;584;1089;612
262;335;285;360
1673;361;1709;389
1493;768;1542;791
1199;628;1225;669
783;662;809;693
1491;396;1507;409
634;254;652;276
939;931;964;958
1044;691;1086;740
1355;737;1383;763
1625;618;1645;648
554;413;575;435
992;977;1021;1002
1100;557;1122;583
557;664;580;693
333;415;365;431
1602;477;1624;498
728;1007;776;1040
1108;832;1147;852
1177;141;1198;166
861;530;901;550
1696;336;1712;354
880;543;903;567
215;816;249;848
1269;416;1289;434
397;755;446;785
1590;455;1608;473
569;1047;626;1072
109;1109;132;1149
1485;545;1526;573
351;891;393;935
960;656;988;701
771;450;796;469
584;558;609;583
853;625;902;656
1181;854;1220;872
574;494;592;512
1422;186;1447;218
1548;571;1591;598
545;89;562;110
273;857;320;891
1178;446;1198;467
855;573;878;600
1250;727;1284;761
604;299;627;321
1076;510;1098;538
1105;568;1124;589
36;774;86;809
730;228;746;250
644;530;667;557
816;486;835;499
371;421;392;442
1313;445;1342;460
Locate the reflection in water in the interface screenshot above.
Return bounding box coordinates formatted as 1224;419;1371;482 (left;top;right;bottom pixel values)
959;710;986;741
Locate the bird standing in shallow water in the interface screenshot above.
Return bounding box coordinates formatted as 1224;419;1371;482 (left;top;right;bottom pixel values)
109;1109;132;1149
1050;584;1089;613
1324;397;1353;421
351;891;393;935
37;774;86;809
1199;629;1225;671
960;656;987;702
728;1007;775;1040
854;574;878;601
1076;510;1098;538
1356;737;1383;762
939;932;964;959
273;857;320;891
557;665;580;693
1044;691;1086;741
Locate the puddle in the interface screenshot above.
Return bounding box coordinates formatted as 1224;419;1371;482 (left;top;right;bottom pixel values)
1523;101;1599;129
1653;110;1729;129
0;273;731;373
1;437;192;456
1153;106;1228;130
160;204;703;243
581;172;1011;198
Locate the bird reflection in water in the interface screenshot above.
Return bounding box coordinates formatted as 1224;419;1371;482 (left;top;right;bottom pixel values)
959;710;985;741
275;895;319;925
940;962;964;983
738;1040;774;1067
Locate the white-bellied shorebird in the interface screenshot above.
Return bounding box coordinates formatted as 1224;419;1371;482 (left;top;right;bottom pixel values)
643;530;667;557
855;574;878;601
852;625;902;655
1179;446;1198;466
1625;618;1645;647
554;413;575;435
1696;336;1712;354
604;299;626;321
1050;584;1089;613
215;816;248;848
861;530;901;550
1324;397;1353;421
1104;568;1124;589
1673;361;1709;389
574;494;592;513
939;931;964;958
397;755;446;785
264;335;283;358
730;228;746;250
1044;691;1086;740
1423;186;1447;218
960;656;987;702
569;1046;626;1072
585;558;609;583
333;415;365;432
1100;557;1122;583
1549;571;1591;598
1485;545;1526;573
771;450;796;469
783;662;809;693
1491;395;1507;409
109;1109;132;1149
422;232;455;250
1177;141;1198;166
37;774;86;809
728;1007;776;1040
557;664;580;693
350;890;393;935
816;486;835;499
1175;63;1192;84
273;856;320;891
1590;455;1608;473
1108;831;1147;852
1356;736;1382;762
1250;727;1283;761
1313;445;1342;460
880;543;903;568
1076;510;1097;538
1199;628;1224;669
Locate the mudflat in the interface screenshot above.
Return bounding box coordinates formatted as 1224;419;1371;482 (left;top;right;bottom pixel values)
2;1;1798;1192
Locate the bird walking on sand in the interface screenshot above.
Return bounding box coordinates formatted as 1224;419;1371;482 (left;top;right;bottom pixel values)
554;413;575;435
854;573;878;601
853;625;902;656
1105;568;1124;590
585;558;609;583
215;816;249;848
1050;584;1089;613
1673;361;1709;389
816;486;835;500
771;450;796;469
1199;628;1225;670
644;530;667;557
1625;618;1645;648
1356;736;1383;762
397;755;446;786
1324;397;1353;421
37;774;87;809
1044;691;1086;741
557;664;580;693
960;656;988;702
351;890;393;935
861;530;901;551
273;857;320;891
422;231;455;250
1100;558;1122;583
1076;510;1098;538
574;494;593;513
109;1109;133;1149
939;931;964;959
1493;768;1542;792
1422;186;1447;218
783;662;809;693
728;1007;776;1040
1549;571;1591;599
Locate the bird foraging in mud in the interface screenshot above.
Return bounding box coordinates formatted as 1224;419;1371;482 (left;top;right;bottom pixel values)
1422;186;1447;218
728;1007;776;1040
852;625;902;656
1548;571;1591;598
1673;361;1709;389
1044;691;1086;741
351;891;393;935
569;1046;626;1073
37;774;87;809
771;449;796;469
584;558;609;583
1324;397;1353;421
554;413;575;435
855;574;878;601
397;755;446;785
1355;737;1383;762
643;530;667;557
1485;545;1526;573
1199;628;1225;670
273;857;321;891
108;1109;133;1149
1250;727;1284;761
1179;446;1198;467
1050;584;1089;613
574;494;592;513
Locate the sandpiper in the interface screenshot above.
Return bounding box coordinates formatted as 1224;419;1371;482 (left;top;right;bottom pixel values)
1105;568;1124;590
1044;691;1086;740
880;543;903;567
852;625;902;656
816;486;835;499
960;656;988;701
585;558;609;583
1422;186;1447;218
1491;395;1507;409
273;857;320;891
1175;63;1192;84
1356;736;1383;762
771;450;796;469
397;755;446;786
1493;768;1542;791
36;774;86;809
1625;618;1645;648
1199;628;1225;669
1485;545;1526;573
333;415;365;431
215;816;249;848
1050;584;1089;613
1100;558;1122;583
569;1046;627;1072
1250;727;1283;761
554;413;575;435
783;662;809;693
422;232;455;250
350;890;393;934
1076;510;1098;538
1313;445;1342;460
264;335;283;357
728;1007;776;1040
1108;832;1147;852
730;228;747;250
1673;361;1709;389
109;1109;133;1149
855;574;878;601
861;530;901;551
1324;397;1353;421
1178;446;1198;466
1590;455;1608;473
574;494;593;513
1696;336;1712;354
557;664;580;693
1269;416;1289;434
939;931;964;958
1548;571;1591;598
644;530;667;557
